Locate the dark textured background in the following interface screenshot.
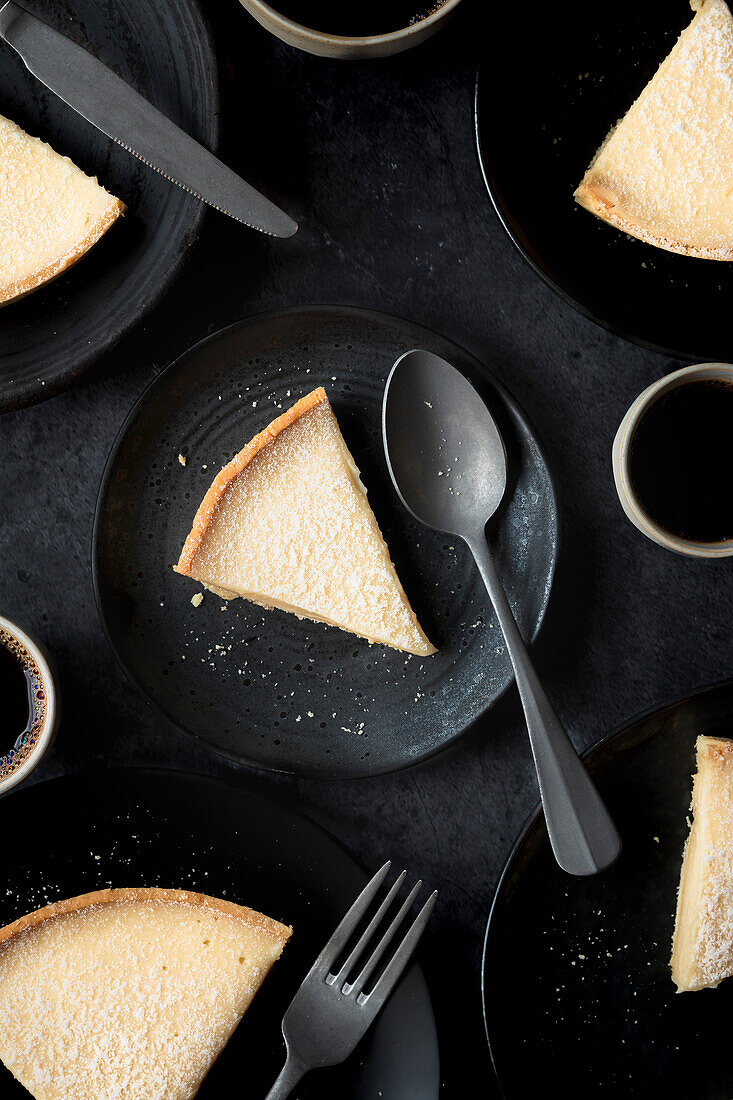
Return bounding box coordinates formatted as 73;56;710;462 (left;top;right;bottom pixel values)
1;1;732;1094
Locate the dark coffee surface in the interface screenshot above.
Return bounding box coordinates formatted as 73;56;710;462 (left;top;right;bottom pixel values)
630;380;733;544
0;641;30;757
0;629;45;778
2;4;733;1097
275;0;445;36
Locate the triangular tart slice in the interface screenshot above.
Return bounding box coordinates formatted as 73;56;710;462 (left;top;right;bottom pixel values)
0;887;291;1099
575;0;733;259
671;736;733;991
0;113;124;305
175;387;435;657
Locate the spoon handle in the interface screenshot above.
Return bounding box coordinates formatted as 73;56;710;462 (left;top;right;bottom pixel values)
466;534;621;876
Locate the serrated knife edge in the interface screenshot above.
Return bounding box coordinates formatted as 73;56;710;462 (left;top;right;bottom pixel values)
0;0;298;238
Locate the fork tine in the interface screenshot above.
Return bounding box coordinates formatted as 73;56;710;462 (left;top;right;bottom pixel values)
346;878;423;996
310;861;392;975
356;889;438;1010
329;870;407;984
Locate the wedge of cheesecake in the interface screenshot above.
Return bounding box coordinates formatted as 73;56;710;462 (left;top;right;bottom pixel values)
175;388;435;657
671;736;733;991
0;888;291;1099
0;113;124;305
575;0;733;259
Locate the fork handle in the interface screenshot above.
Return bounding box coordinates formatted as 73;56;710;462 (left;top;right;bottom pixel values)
466;532;621;877
264;1051;309;1100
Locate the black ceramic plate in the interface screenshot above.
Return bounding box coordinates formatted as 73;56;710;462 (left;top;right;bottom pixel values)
93;306;558;779
0;0;218;413
0;767;439;1099
483;679;733;1100
475;1;733;362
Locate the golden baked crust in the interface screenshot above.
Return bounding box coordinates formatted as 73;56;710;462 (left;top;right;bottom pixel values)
574;184;733;261
175;388;328;578
173;387;435;655
0;112;125;306
0;199;125;306
575;0;733;260
0;886;292;1100
0;887;292;948
671;735;733;991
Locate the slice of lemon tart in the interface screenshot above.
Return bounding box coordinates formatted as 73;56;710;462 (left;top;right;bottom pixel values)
0;113;124;305
671;736;733;991
175;388;436;657
575;0;733;259
0;888;291;1099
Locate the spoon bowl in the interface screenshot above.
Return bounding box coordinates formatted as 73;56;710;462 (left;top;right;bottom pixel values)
383;349;621;877
383;350;507;537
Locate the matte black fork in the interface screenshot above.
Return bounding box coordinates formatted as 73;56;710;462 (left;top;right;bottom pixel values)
265;862;437;1099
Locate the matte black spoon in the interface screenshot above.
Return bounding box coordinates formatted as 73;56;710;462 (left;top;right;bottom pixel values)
383;349;621;876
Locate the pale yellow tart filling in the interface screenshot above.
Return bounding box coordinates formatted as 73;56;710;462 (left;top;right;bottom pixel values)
0;888;291;1099
0;113;124;305
175;387;436;657
671;737;733;991
575;0;733;259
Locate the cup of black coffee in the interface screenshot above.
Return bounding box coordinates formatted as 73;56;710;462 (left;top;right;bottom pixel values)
612;363;733;558
238;0;461;58
0;616;59;794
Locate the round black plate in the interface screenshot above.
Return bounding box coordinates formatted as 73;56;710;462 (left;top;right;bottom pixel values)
0;768;439;1099
483;679;733;1100
0;0;218;413
93;306;558;779
475;1;733;362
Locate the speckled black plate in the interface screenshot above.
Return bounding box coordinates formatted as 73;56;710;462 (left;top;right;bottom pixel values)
475;0;733;361
93;306;558;778
483;679;733;1100
0;0;218;413
0;767;439;1099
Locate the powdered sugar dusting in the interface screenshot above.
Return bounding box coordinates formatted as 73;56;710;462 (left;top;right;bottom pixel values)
187;396;435;656
0;114;122;303
577;0;733;257
672;736;733;990
0;893;287;1099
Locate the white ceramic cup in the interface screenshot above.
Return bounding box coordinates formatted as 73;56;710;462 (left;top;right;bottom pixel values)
612;362;733;558
238;0;462;59
0;615;60;795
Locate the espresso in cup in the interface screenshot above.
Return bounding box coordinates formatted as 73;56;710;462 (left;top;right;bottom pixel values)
273;0;447;36
612;363;733;558
0;626;49;783
0;617;59;792
240;0;459;58
628;378;733;545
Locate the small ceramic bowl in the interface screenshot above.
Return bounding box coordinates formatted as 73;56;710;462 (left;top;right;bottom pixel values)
612;362;733;558
238;0;462;58
0;615;60;795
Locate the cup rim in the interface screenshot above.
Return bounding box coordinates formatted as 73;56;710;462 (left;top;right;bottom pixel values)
613;362;733;558
247;0;462;46
0;615;58;794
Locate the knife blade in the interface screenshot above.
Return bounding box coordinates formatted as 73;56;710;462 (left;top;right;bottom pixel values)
0;1;297;237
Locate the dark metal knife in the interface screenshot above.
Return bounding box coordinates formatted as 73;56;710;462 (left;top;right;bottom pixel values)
0;1;297;237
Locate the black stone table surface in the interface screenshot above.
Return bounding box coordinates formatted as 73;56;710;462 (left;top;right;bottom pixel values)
2;3;732;1095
